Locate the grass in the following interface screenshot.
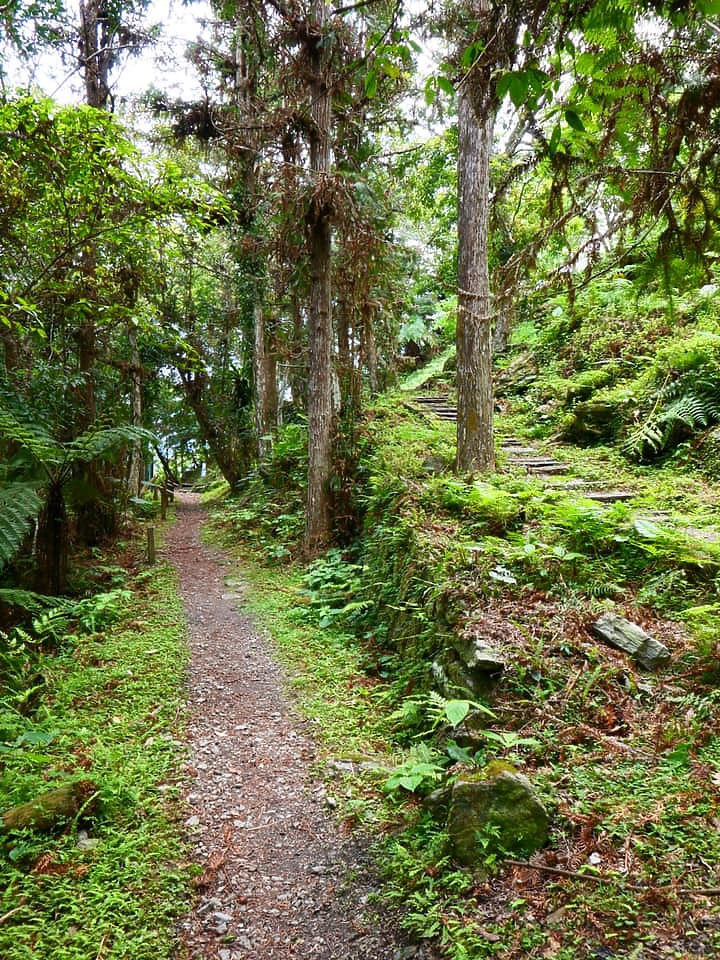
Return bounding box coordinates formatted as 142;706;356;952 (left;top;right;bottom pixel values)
0;542;192;960
200;387;720;959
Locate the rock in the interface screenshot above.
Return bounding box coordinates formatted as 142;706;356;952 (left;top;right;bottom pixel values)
561;400;621;445
452;636;506;675
420;455;448;476
432;637;506;700
76;830;100;851
591;613;670;670
446;769;550;866
423;786;452;820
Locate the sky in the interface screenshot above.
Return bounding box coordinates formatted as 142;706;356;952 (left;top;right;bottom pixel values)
3;0;211;106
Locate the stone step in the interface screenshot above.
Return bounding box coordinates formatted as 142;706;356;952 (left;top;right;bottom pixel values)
414;413;635;498
501;445;538;456
530;464;570;475
580;490;635;503
506;457;567;469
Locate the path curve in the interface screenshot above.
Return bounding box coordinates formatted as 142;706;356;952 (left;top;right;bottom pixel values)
165;493;434;960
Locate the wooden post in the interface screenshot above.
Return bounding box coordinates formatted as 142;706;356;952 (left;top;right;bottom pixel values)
160;487;168;521
147;526;156;565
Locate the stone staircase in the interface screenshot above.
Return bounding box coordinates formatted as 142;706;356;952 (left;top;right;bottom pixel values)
413;394;634;502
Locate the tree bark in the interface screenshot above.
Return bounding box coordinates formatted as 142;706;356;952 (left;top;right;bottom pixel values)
79;0;111;110
456;83;495;474
36;480;68;595
362;301;380;397
289;292;307;410
179;370;246;489
253;304;278;461
127;321;144;496
304;0;335;554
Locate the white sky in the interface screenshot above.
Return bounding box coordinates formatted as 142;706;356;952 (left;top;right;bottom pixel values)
3;0;211;105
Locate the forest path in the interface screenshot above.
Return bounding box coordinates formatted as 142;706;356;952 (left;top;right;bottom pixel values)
164;493;431;960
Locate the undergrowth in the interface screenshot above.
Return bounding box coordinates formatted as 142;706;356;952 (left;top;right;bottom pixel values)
0;537;191;960
204;382;720;959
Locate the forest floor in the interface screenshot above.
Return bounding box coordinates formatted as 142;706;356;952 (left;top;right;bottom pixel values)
165;492;435;960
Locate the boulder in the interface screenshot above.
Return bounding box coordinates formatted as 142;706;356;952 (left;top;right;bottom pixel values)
447;768;550;866
591;613;670;670
452;636;506;675
432;630;506;700
561;400;620;445
420;455;448;476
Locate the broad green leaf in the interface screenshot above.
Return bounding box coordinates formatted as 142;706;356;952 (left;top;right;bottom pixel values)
437;75;455;97
444;699;471;727
698;0;720;13
527;67;548;95
382;61;402;80
461;41;484;69
364;69;378;98
509;71;529;108
633;517;662;539
424;76;437;106
496;71;513;101
565;108;586;132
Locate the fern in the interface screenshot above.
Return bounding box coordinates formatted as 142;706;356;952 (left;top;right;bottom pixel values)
622;374;720;460
0;588;59;615
0;483;41;568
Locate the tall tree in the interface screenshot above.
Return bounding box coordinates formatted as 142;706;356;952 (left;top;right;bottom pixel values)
304;0;336;552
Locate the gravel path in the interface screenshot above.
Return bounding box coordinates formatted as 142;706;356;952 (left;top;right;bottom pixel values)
165;493;436;960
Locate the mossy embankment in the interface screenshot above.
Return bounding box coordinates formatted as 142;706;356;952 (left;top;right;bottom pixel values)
207;330;720;957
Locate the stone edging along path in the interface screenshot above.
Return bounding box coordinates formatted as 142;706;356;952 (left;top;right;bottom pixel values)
164;492;437;960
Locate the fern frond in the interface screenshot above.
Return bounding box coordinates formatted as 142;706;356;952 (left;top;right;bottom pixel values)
0;588;59;615
660;391;711;430
0;482;41;567
67;424;155;464
0;405;62;468
621;420;664;458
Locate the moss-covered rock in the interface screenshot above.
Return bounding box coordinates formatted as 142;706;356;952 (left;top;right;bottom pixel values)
561;400;622;444
446;770;550;866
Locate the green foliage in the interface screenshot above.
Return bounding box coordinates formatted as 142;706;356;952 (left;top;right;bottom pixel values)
0;558;191;960
428;478;522;533
302;549;369;629
0;483;41;568
622;374;720;460
383;744;446;794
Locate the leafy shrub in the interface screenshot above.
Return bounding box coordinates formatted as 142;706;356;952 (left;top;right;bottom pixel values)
428;478;522;533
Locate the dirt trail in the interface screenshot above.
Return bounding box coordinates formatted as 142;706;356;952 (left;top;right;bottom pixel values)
164;493;433;960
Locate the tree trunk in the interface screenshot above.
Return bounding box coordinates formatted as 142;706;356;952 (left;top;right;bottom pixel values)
253;304;278;461
179;370;248;489
289;293;307;410
456;84;495;474
304;0;335;554
79;0;111;110
127;321;144;496
1;780;97;832
362;302;380;397
36;480;68;596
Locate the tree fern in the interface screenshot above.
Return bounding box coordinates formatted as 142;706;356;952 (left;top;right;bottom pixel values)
0;382;156;590
0;483;41;568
